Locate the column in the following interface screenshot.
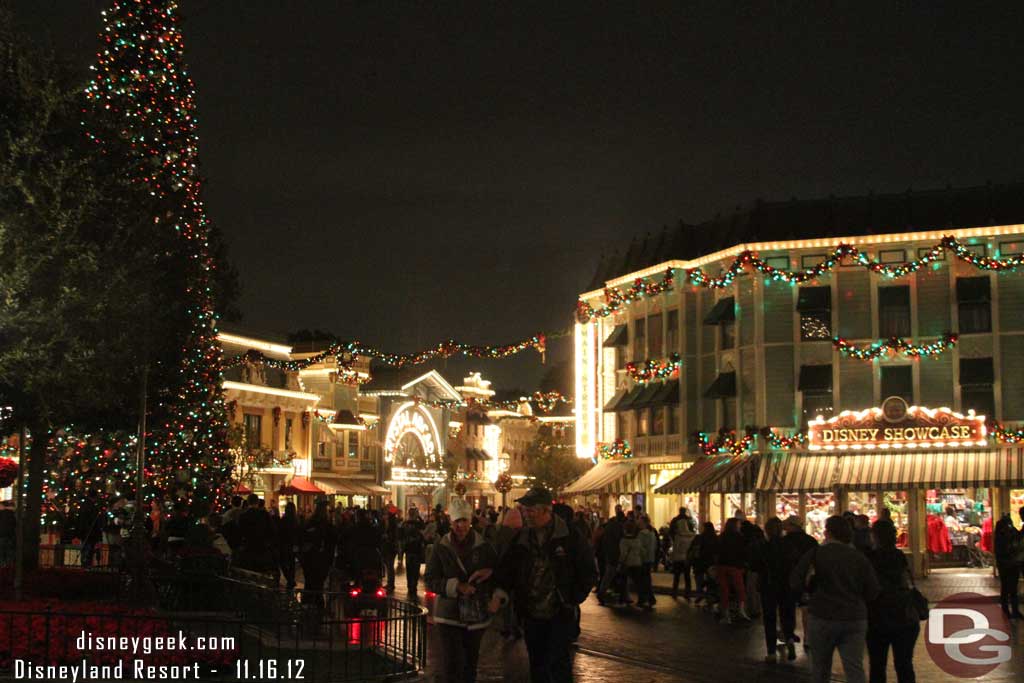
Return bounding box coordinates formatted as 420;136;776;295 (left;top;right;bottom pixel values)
907;487;927;578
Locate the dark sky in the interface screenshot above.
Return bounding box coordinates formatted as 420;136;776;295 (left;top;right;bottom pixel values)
13;1;1024;389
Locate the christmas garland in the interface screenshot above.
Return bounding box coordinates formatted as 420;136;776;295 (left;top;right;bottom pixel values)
990;422;1024;444
626;353;682;383
598;439;633;460
225;335;546;373
577;236;1024;323
409;391;572;414
833;333;958;360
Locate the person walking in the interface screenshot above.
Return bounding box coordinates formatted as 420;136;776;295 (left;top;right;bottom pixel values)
491;486;595;683
866;519;920;683
401;507;427;601
790;515;880;683
277;501;299;589
381;510;400;592
425;498;499;683
779;515;818;658
618;520;646;608
689;522;718;602
237;494;275;573
299;497;336;604
596;506;626;605
638;515;658;608
716;518;751;623
669;507;696;599
755;517;787;662
993;513;1023;618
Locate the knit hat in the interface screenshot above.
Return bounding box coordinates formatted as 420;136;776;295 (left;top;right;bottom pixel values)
449;497;473;521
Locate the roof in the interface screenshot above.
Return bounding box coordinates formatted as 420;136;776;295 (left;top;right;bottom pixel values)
590;181;1024;287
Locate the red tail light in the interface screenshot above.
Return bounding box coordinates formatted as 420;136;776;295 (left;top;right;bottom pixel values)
375;588;386;598
349;588;361;597
425;591;436;599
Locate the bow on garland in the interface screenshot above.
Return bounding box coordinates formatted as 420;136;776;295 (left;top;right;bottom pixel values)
576;269;674;323
626;353;682;383
833;333;958;360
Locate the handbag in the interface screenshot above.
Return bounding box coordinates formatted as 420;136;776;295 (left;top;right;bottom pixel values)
904;566;929;621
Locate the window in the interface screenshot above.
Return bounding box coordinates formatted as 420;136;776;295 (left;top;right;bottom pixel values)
878;286;911;338
666;310;679;353
651;407;665;435
317;442;326;458
721;399;735;431
881;365;914;404
957;277;991;334
797;286;831;341
960;357;995;419
284;418;294;451
802;392;833;430
648;314;663;358
347;432;359;458
721;321;735;350
243;413;262;449
616;344;628;370
637;408;649;436
634;317;646;358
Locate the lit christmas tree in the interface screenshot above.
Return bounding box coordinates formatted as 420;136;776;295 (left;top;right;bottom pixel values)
84;0;229;507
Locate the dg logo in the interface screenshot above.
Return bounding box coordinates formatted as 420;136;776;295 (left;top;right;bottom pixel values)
926;592;1012;678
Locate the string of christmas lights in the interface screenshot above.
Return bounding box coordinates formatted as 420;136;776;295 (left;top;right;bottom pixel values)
990;423;1024;444
597;439;633;461
626;353;682;383
833;333;959;360
576;269;674;323
409;391;572;414
85;0;230;506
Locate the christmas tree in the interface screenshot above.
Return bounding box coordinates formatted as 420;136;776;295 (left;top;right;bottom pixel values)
84;0;230;506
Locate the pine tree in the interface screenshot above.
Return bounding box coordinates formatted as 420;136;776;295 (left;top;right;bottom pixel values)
84;0;230;507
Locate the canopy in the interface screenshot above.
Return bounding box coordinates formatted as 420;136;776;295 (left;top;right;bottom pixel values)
655;454;759;494
562;459;641;496
703;297;736;324
756;453;839;492
602;325;629;347
278;476;323;495
315;476;389;496
835;449;1024;489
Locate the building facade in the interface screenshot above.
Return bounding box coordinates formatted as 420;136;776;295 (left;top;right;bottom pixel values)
572;184;1024;574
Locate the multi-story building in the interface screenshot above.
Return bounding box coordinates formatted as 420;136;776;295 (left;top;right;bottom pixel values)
571;183;1024;575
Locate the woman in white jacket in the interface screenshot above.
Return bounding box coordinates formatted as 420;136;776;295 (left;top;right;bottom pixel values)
669;507;696;599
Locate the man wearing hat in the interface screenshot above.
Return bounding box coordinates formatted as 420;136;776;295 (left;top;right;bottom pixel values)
490;486;595;683
425;497;499;683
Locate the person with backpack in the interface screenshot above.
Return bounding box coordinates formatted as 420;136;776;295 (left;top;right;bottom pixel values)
669;507;696;599
790;515;880;683
866;519;920;683
401;507;427;600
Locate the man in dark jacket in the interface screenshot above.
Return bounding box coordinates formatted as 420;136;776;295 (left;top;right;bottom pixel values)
237;494;275;572
492;487;595;683
778;515;818;657
596;505;626;605
76;490;104;567
790;515;879;683
401;508;427;600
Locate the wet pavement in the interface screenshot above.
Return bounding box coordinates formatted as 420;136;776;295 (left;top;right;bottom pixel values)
405;568;1023;682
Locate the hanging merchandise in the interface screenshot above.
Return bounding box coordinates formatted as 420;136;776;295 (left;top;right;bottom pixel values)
833;333;958;360
626;354;682;383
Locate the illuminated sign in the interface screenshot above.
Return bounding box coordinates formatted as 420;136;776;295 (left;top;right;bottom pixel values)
808;397;987;450
383;402;442;464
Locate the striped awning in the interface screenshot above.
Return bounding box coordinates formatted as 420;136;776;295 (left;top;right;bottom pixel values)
756;453;839;492
836;449;1024;489
655;455;759;494
562;459;641;496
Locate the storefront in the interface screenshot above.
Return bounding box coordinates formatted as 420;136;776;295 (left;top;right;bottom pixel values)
278;475;325;516
562;458;644;519
755;452;840;541
655;453;760;530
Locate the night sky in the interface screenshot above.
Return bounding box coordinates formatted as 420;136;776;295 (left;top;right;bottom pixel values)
12;2;1024;390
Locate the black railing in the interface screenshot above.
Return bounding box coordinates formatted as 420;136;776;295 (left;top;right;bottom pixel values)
0;599;426;682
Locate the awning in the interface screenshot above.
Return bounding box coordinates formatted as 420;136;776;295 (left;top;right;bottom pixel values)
835;449;1024;489
756;453;839;492
655;455;759;494
703;372;737;399
631;382;664;410
562;459;642;496
960;357;994;385
315;476;388;496
703;297;736;325
332;409;362;427
956;276;990;303
797;286;831;312
233;484;252;495
279;476;324;495
465;448;492;461
615;385;647;412
603;325;629;347
603;388;629;412
798;365;833;392
649;381;679;406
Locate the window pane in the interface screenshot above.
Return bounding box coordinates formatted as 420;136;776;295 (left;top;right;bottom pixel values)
666;310;679;353
348;432;359;458
878;286;911;337
636;408;649;435
648;314;663;358
881;366;914;404
801;311;832;340
959;302;991;334
284;418;293;450
961;385;995;420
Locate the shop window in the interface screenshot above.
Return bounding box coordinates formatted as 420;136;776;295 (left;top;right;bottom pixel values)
651;407;665;435
802;393;833;429
284;418;294;451
878;286;911;338
648;314;663;358
243;413;262;450
636;408;649;436
956;277;991;334
666;309;679;353
634;317;646;358
797;286;831;341
881;365;914;404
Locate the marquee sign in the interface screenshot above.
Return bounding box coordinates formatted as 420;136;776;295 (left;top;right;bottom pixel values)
808;397;987;451
383;402;442;464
